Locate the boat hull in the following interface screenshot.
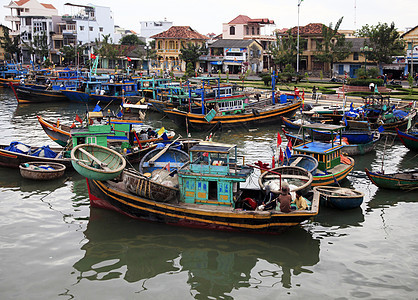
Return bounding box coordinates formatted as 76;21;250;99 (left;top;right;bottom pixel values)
16;86;68;103
86;178;319;234
313;186;364;210
365;168;418;190
312;157;355;186
396;128;418;151
19;162;66;180
164;101;301;130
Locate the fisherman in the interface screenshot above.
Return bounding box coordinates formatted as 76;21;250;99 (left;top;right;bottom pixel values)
277;182;292;213
293;190;308;210
147;128;157;138
139;130;148;140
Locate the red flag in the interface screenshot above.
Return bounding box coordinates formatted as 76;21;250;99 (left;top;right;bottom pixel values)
279;148;284;163
90;53;96;59
75;114;83;124
272;155;275;168
287;139;293;150
127;57;131;62
164;162;170;172
277;132;282;147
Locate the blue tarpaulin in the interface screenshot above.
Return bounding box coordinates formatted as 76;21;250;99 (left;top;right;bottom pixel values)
31;145;57;158
5;142;31;154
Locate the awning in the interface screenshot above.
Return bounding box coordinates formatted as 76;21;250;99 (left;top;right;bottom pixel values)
223;61;242;66
210;61;222;65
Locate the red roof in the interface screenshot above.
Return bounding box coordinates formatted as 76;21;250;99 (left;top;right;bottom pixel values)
41;3;56;9
290;23;326;35
15;0;30;6
228;15;274;25
150;26;208;40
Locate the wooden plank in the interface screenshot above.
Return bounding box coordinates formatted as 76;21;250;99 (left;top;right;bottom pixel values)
290;157;303;166
78;147;112;171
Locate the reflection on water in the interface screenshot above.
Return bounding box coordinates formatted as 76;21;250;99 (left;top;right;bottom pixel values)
72;208;320;297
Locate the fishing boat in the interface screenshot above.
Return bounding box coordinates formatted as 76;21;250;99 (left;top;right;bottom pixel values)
396;128;418;151
313;186;364;210
0;142;72;169
164;99;301;130
283;154;319;174
139;142;189;174
281;116;306;130
123;168;179;203
81;141;320;234
258;166;313;195
19;162;66;180
12;84;69;104
291;123;355;186
365;168;418;190
71;144;126;181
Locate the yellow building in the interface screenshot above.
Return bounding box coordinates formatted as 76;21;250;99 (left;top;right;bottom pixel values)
151;26;208;72
401;26;418;75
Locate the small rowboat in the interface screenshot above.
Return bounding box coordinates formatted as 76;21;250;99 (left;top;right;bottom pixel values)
19;162;66;180
313;186;364;210
71;144;126;181
283;154;318;174
258;166;313;195
123;168;179;203
365;168;418;190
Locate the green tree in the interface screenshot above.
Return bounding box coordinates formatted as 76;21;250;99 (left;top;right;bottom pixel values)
120;34;145;46
96;34;119;67
356;22;405;72
271;29;302;70
315;17;352;76
22;31;50;64
179;42;208;70
0;25;20;61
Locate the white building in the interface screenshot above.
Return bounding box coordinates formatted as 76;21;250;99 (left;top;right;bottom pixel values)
140;20;173;44
4;0;58;37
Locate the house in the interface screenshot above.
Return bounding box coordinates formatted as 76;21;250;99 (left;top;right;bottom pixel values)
3;0;58;38
332;38;368;78
401;26;418;75
222;15;276;71
0;25;9;61
50;3;114;64
204;39;263;74
140;20;173;45
151;26;208;72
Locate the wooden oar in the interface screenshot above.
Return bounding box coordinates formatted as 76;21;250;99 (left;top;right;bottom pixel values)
148;136;182;165
77;147;112;171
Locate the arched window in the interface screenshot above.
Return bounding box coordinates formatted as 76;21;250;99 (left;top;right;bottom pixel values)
229;26;235;35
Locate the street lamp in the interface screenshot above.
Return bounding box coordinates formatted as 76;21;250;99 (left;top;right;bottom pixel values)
360;46;373;72
296;0;303;74
144;45;151;76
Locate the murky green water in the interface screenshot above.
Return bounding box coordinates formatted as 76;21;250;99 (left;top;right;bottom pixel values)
1;88;417;299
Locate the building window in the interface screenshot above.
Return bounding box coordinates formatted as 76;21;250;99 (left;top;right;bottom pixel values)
99;27;103;32
353;52;359;60
251;27;254;35
257;27;260;35
25;8;29;12
229;26;235;35
80;26;84;31
246;26;249;35
89;27;93;31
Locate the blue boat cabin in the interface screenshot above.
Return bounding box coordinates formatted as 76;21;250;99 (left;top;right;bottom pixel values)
178;142;252;206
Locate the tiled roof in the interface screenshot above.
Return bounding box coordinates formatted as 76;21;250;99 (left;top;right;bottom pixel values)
15;0;30;6
228;15;251;24
41;3;56;9
209;39;259;48
290;23;326;36
150;26;208;40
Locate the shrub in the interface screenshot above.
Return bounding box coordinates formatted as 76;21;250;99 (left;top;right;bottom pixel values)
347;78;384;86
258;72;271;86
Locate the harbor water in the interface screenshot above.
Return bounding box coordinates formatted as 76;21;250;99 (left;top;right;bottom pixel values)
1;88;417;299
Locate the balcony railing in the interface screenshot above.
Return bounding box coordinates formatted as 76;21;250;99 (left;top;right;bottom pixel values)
5;15;20;22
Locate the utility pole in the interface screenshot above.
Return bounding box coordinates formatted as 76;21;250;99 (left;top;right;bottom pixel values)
297;0;303;74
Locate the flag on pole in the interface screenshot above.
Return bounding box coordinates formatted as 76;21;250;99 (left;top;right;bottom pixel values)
277;131;282;147
157;127;165;136
75;114;83;124
272;155;275;168
164;162;170;172
287;139;293;150
279;147;284;163
127;57;131;62
285;146;292;159
90;53;96;59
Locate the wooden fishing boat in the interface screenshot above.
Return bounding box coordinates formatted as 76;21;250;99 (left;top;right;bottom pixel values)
164;99;301;130
258;166;313;195
71;144;126;181
313;186;364;210
123;168;179;202
396;128;418;151
13;85;69;104
291;123;355;186
340;134;380;156
281;116;306;130
283;154;318;174
0;142;72;168
139;144;189;174
365;168;418;190
81;142;320;234
37;115;173;147
19;162;66;180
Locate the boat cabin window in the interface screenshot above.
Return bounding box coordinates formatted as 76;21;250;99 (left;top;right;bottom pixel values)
208;181;218;200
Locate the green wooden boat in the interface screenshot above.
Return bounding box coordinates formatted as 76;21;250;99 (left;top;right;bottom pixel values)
365;168;418;190
71;144;126;181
